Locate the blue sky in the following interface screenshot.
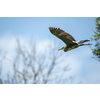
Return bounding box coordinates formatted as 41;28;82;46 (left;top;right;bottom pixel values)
0;17;99;84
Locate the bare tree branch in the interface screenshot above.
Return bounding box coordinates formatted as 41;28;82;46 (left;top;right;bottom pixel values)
0;38;74;84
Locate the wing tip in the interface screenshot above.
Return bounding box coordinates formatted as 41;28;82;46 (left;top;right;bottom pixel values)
49;27;52;30
49;27;62;32
49;27;53;33
49;27;53;31
49;27;57;32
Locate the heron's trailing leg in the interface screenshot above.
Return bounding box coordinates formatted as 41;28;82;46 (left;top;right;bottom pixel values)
81;43;92;46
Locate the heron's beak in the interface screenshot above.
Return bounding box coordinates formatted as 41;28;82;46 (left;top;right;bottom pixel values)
58;47;65;51
58;49;61;51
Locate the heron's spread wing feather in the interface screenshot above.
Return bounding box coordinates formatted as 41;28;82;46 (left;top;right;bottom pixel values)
49;27;76;45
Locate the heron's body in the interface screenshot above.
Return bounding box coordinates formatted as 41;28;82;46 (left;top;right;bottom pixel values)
49;27;92;52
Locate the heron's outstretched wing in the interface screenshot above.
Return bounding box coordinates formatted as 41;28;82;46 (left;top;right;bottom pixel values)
49;27;76;46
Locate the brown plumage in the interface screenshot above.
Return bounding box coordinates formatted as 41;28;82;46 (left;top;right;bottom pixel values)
49;27;76;46
49;27;92;52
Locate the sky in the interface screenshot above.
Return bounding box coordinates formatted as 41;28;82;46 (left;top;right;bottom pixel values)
0;17;99;84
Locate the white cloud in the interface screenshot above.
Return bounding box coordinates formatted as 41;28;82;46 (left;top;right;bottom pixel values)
0;33;100;84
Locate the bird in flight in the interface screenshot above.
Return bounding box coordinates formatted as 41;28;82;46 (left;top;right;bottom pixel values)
49;27;92;52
